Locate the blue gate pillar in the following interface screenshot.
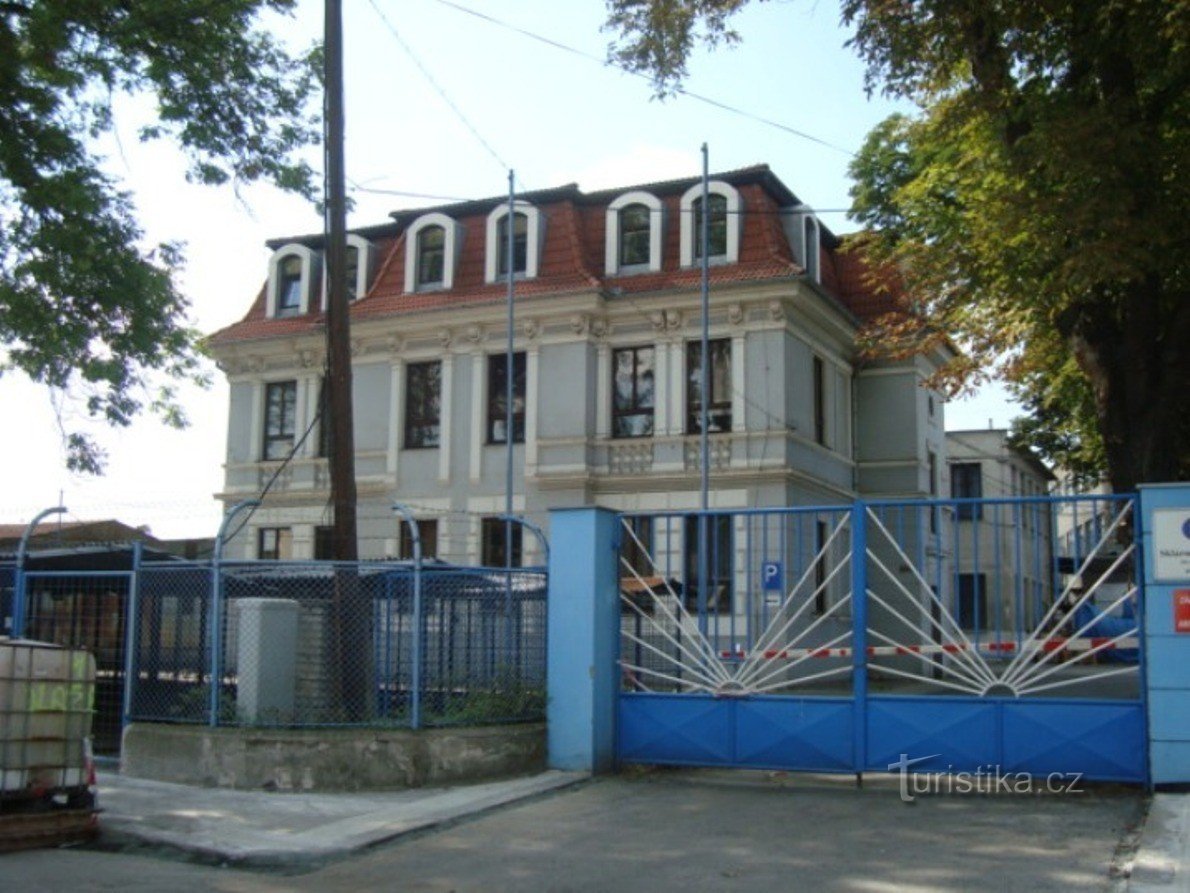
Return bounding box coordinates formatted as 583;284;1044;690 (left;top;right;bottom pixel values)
546;507;621;773
1139;483;1190;785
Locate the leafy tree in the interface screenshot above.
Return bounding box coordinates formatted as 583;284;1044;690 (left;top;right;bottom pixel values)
605;0;1190;492
1;0;319;472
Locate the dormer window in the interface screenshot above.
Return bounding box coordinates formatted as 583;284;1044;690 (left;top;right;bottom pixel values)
405;212;462;293
497;212;528;277
322;233;375;309
485;202;541;283
267;243;318;318
679;181;741;267
417;225;445;287
605;191;663;275
803;215;820;282
693;194;728;259
277;256;302;316
619;205;651;266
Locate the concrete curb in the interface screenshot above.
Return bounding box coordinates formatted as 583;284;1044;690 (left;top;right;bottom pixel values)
95;770;589;869
1128;794;1189;891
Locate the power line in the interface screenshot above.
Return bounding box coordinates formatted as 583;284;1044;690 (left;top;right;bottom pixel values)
423;0;856;157
365;0;510;173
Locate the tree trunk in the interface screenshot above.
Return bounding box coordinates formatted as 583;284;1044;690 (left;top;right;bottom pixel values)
1069;280;1190;492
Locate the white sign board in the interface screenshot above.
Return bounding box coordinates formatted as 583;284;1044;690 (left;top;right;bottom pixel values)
1153;509;1190;583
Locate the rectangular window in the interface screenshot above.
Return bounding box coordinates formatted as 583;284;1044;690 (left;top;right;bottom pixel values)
496;213;528;277
813;356;826;446
417;225;445;287
487;352;526;444
957;573;989;630
481;517;522;568
951;462;983;520
612;346;655;438
397;519;438;560
258;527;292;561
619;204;651;267
263;380;297;461
317;378;331;459
404;361;442;449
683;514;733;613
686;339;732;434
813;520;828;614
693;194;728;259
277;256;302;316
620;515;654;578
344;246;360;301
314;525;334;560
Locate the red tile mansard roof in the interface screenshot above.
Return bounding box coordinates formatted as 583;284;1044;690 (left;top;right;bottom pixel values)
208;165;903;346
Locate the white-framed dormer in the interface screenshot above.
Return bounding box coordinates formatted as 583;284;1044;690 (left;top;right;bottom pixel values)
801;212;821;283
267;243;320;318
679;180;741;268
484;201;543;283
404;212;462;293
605;191;664;276
321;233;375;310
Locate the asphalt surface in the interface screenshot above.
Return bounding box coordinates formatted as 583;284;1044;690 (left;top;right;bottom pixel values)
0;769;1152;892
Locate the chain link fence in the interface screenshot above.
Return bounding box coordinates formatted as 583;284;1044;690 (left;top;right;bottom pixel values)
126;559;546;729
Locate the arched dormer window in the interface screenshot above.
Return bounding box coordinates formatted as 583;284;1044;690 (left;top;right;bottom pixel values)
405;212;461;292
267;243;319;318
605;191;663;275
320;233;375;310
679;181;740;267
802;216;820;282
485;202;541;283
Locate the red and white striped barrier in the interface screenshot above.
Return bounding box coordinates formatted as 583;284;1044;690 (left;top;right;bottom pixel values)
717;637;1139;661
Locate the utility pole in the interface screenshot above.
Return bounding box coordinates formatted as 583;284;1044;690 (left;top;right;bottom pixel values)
324;0;355;564
324;0;369;720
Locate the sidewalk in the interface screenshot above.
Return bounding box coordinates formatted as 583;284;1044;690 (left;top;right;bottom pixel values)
94;769;587;868
1129;793;1190;891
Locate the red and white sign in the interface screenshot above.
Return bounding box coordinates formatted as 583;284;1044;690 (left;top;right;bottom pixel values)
1175;590;1190;634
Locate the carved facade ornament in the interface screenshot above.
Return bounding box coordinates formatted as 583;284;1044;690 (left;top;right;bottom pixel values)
650;311;666;332
522;319;541;340
298;348;317;368
385;335;404;355
728;303;745;326
590;317;609;339
466;324;485;344
247;356;266;374
570;314;590;336
437;328;453;348
768;300;786;322
665;308;682;331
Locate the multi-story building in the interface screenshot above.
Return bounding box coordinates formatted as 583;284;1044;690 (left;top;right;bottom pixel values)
945;428;1055;635
208;165;950;594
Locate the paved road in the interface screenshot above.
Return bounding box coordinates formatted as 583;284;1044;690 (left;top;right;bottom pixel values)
3;769;1144;892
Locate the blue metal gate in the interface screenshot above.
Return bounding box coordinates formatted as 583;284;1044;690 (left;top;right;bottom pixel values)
616;496;1147;783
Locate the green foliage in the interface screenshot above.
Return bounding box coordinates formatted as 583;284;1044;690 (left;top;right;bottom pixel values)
605;0;1190;490
0;1;319;472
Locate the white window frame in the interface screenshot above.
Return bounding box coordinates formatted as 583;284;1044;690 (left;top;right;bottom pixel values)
605;191;663;275
320;233;375;310
404;212;462;293
484;201;542;283
679;180;740;268
267;243;319;318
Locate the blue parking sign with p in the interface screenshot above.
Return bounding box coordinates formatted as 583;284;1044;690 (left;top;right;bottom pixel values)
761;561;783;593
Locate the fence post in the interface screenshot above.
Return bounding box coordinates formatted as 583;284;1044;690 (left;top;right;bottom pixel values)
12;505;66;638
122;541;143;733
1138;483;1190;785
851;500;868;781
393;504;422;729
546;507;620;773
211;500;260;728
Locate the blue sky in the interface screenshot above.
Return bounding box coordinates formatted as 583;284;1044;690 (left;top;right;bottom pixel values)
0;0;1019;537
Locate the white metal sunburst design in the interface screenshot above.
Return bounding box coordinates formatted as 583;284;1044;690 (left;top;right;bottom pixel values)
862;503;1139;698
617;515;854;697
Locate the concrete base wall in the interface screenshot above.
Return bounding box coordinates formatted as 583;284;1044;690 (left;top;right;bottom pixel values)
120;722;546;792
